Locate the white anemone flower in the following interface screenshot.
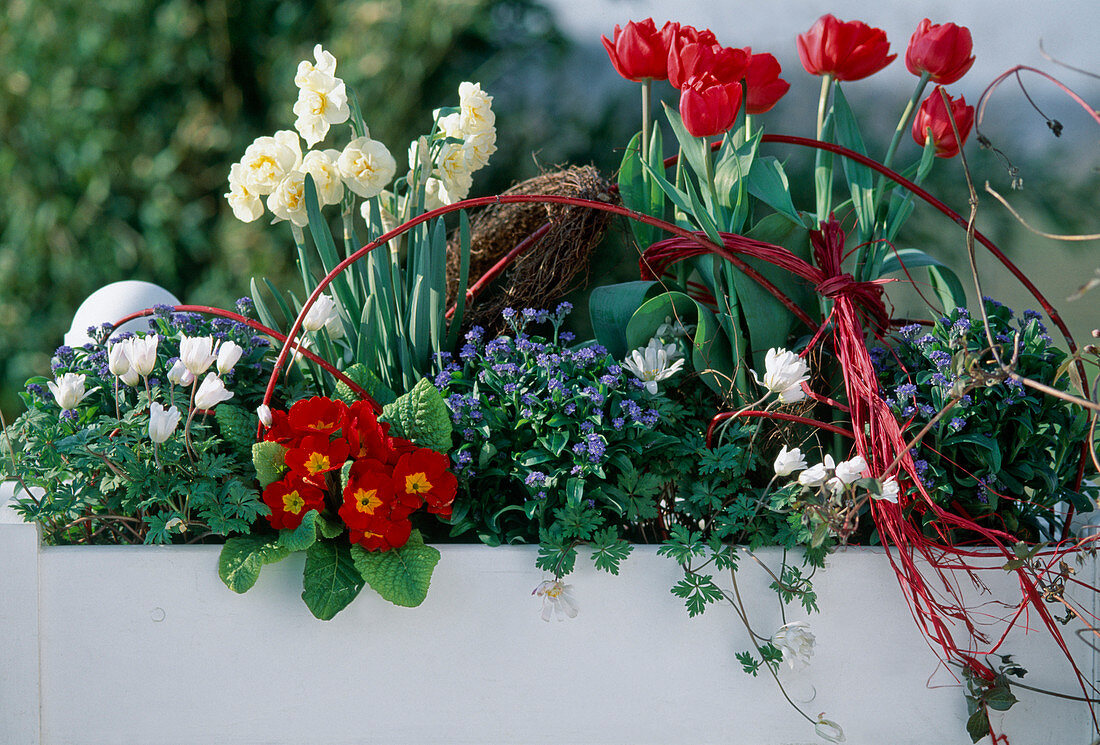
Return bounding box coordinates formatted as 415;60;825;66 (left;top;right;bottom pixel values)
337;136;397;199
124;335;159;378
167;359;194;387
107;342;131;378
773;445;808;477
834;455;867;486
194;373;234;410
623;337;686;394
119;368;142;387
533;579;578;622
770;620;816;670
225;162;264;223
179;335;218;378
815;714;846;743
240;130;302;195
302;293;339;332
654;315;695;341
753;347;810;403
47;373;91;411
216;340;244;375
148;402;181;444
798;456;832;488
872;476;901;503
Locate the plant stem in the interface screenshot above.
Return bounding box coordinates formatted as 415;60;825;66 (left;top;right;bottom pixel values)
641;79;652;164
882;72;930;174
815;75;832;141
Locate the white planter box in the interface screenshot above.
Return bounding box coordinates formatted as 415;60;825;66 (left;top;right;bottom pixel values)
2;483;1096;745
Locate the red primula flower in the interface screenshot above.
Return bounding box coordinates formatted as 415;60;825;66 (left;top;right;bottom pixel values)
287;396;347;437
339;460;400;528
667;26;748;90
905;18;975;85
678;73;743;139
392;448;458;519
601;18;678;82
911;86;974;158
263;475;325;530
285;434;350;484
262;408;298;445
742;50;790;114
349;515;413;552
796;14;896;82
344;402;402;463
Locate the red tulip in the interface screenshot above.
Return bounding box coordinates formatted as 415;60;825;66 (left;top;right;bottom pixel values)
667;25;748;89
796;14;896;81
742;50;790;114
905;18;975;85
910;86;975;158
602;18;678;82
679;73;743;138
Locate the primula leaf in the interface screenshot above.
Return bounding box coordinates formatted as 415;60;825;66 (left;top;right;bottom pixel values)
214;404;259;457
252;440;288;488
333;362;397;406
301;540;365;620
380;377;452;453
219;535;290;594
352;530;440;608
278;509;320;552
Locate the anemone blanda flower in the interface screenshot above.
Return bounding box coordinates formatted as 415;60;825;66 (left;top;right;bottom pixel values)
771;620;816;669
753;348;810;403
533;579;579;622
623;337;685;394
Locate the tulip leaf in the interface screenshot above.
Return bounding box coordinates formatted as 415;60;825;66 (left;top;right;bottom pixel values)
589;280;658;361
831;86;875;237
747;156;803;224
713;129;759;212
879;248;967;309
301;540;365;620
662;103;709;182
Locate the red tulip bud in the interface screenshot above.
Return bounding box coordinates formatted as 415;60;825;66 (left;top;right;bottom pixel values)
601;18;678;82
667;25;748;89
743;50;790;114
905;18;975;85
911;86;975;158
796;14;896;82
679;73;743;138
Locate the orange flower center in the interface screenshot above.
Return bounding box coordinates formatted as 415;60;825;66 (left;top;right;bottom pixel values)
308;418;337;432
305;452;331;474
405;471;433;494
353;487;383;515
282;490;305;515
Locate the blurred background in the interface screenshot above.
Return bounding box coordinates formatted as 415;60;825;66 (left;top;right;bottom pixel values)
1;0;1097;421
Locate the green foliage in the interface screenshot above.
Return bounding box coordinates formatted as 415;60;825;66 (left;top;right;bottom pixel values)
380;377;453;454
252;440;289;489
351;530;440;608
963;656;1026;743
301;540;364;621
333;363;397;407
876;300;1095;542
215;404;259;457
218;535;290;594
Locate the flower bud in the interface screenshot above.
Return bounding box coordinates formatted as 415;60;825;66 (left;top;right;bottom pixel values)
256;404;273;428
126;335;159;378
911;86;974;158
905;18;975;85
216;340;244;375
107;343;131;378
194;373;234;410
302;293;339;332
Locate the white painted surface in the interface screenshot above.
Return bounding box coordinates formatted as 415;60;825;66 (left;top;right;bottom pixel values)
0;490;1096;745
63;280;180;347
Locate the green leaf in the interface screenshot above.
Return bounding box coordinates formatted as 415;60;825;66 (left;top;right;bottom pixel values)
984;686;1018;712
746;156;802;223
380;377;452;453
352;530;440;608
278;509;320;552
589;281;657;361
879;248;967;308
618;131;661;250
252;440;288;488
332;362;398;406
214;405;259;456
966;708;990;743
304;175;359;327
219;535;290;594
831;86;875;236
301;540;365;620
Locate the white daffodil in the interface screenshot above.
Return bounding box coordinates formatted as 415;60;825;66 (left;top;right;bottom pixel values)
47;373;91;411
337;136;397;199
436;111;464;140
773;445;808;477
753;347;810;404
225;162;264;223
533;579;578;622
194;373;234;410
464;130;497;171
623;337;686;395
292;45;349;147
148;402;181;444
179;335;218;378
216;340;244;375
256;404;273;428
815;714;846;743
240;130;302;195
422;177;446;211
302;293;339;332
107;342;131;378
124;335;159;378
267;170;309;227
300;149;345;207
771;620;816;670
458;81;495;134
872;476;901;503
167;359;194;387
323;313;345;340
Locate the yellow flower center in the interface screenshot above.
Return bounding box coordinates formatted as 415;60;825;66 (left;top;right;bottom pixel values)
353;487;383;515
546;584;562;598
282;490;305;515
405;471;433;494
308;419;337;432
305;452;331;474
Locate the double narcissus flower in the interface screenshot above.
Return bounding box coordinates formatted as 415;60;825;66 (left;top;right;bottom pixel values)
797;14;896;82
260;396;457;550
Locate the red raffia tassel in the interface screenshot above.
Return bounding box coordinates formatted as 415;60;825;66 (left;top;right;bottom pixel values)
807;218;1094;711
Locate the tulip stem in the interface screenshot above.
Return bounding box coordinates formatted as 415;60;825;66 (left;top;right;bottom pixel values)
815;75;832;141
640;79;652;163
881;71;931;174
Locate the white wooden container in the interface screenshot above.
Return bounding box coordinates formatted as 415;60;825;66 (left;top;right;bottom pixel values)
1;483;1095;745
